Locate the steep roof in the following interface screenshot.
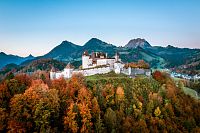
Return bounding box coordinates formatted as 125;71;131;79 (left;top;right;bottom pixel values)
66;63;74;69
83;50;89;56
50;66;56;72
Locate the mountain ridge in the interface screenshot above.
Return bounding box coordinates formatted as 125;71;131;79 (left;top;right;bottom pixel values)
1;38;200;72
0;52;35;69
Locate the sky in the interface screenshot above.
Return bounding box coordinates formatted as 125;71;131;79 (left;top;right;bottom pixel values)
0;0;200;57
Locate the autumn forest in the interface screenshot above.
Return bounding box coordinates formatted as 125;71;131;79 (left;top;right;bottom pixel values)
0;71;200;133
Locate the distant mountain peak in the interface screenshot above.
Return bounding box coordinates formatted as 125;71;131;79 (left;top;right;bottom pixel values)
166;45;176;49
62;40;73;44
0;52;6;55
43;40;81;59
125;38;151;49
27;54;34;58
52;40;81;50
60;40;76;46
86;38;104;44
84;38;115;48
90;38;101;41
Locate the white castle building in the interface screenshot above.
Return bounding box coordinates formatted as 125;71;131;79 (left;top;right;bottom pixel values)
50;51;151;80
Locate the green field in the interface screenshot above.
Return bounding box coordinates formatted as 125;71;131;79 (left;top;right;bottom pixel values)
173;77;199;100
86;73;200;100
183;87;199;100
85;71;128;81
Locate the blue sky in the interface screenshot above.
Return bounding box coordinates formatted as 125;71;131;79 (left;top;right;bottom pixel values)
0;0;200;57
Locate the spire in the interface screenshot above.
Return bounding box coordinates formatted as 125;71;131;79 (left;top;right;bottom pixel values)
115;51;119;56
115;51;119;62
51;66;56;72
66;62;74;69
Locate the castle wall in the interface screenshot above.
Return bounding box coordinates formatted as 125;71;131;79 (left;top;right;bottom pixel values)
114;63;124;74
50;66;151;80
122;68;151;76
107;59;115;68
97;59;107;66
72;66;111;77
55;72;63;79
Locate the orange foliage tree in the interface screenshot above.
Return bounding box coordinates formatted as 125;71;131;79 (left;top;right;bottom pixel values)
152;71;169;84
64;102;79;133
8;80;60;132
124;60;150;69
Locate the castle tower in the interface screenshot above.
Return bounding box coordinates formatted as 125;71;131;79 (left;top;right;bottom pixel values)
82;51;90;69
50;67;56;80
64;62;74;78
115;52;119;62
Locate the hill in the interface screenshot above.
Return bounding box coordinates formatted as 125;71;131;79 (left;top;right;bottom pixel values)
81;38;116;54
0;59;67;81
18;58;67;73
43;40;81;61
146;45;200;68
119;47;166;68
0;52;35;69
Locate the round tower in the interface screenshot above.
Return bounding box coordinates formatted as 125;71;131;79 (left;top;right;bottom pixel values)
64;62;74;78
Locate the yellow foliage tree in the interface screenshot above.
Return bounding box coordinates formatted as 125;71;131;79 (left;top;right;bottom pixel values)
115;86;125;103
154;107;161;117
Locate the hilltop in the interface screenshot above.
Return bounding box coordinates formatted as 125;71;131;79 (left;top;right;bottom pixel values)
125;38;151;48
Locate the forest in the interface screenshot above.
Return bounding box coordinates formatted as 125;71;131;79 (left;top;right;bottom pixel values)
0;71;200;132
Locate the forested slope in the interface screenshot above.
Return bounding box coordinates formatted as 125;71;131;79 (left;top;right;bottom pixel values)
0;72;200;132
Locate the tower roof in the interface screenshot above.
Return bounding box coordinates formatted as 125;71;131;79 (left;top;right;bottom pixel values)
83;50;89;56
115;52;119;56
66;62;74;69
51;66;56;72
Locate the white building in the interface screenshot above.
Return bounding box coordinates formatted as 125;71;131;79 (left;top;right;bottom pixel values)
82;51;121;69
50;51;151;80
50;63;74;79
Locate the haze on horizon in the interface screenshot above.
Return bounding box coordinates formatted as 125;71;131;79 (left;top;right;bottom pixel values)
0;0;200;57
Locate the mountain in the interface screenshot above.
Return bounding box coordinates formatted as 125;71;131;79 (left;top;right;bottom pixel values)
125;38;151;49
82;38;116;51
0;52;35;69
26;54;35;60
1;38;200;73
43;40;81;61
146;45;200;68
41;38;165;68
42;38;117;62
18;58;67;73
0;58;67;81
119;47;166;68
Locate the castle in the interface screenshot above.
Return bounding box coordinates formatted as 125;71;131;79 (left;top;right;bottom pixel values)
50;51;151;79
